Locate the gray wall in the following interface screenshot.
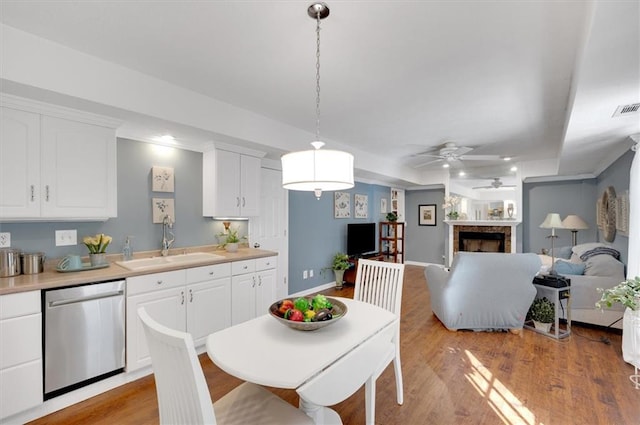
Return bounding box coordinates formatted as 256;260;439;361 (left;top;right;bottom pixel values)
288;182;391;294
0;138;247;259
405;188;446;265
595;149;633;265
522;179;598;254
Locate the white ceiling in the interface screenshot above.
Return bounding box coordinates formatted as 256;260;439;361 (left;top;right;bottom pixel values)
0;1;638;188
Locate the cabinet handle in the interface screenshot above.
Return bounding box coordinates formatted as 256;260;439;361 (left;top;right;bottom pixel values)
189;289;193;303
242;197;246;207
258;276;262;286
252;276;256;288
45;185;50;202
236;197;240;207
30;185;35;202
157;280;163;285
209;271;214;276
181;291;185;305
243;266;248;270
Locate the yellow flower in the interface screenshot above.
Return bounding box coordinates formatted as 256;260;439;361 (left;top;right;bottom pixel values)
83;233;112;254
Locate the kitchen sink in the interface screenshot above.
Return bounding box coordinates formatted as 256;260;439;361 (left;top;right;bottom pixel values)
116;252;224;271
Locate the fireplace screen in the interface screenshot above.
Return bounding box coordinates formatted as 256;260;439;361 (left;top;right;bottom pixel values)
459;231;505;253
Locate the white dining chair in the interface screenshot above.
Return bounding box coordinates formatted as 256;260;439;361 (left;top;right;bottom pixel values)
296;320;396;425
354;259;405;406
137;308;314;425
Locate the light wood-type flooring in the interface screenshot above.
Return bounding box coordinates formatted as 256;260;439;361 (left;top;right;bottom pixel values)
29;265;639;425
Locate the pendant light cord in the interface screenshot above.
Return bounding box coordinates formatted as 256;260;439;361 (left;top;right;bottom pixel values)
315;9;322;141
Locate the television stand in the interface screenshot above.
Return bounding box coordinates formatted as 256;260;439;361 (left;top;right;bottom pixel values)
343;253;385;285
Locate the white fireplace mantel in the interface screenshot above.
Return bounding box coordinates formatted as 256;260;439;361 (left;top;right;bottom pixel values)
445;220;521;266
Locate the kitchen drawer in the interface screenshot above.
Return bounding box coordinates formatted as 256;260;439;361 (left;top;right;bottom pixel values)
232;259;256;276
127;270;186;296
0;291;40;320
0;360;43;419
186;263;231;283
0;313;41;369
256;256;277;271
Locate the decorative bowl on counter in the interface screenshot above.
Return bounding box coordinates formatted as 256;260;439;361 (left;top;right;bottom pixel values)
268;296;347;331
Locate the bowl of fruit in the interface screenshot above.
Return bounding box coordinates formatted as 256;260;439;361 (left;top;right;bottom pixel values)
269;294;347;331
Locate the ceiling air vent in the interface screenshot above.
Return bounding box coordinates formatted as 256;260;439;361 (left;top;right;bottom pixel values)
612;103;640;117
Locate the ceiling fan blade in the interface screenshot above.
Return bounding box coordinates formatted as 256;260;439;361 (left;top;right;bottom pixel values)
413;158;444;168
455;146;474;156
472;185;493;189
411;152;443;158
458;155;502;161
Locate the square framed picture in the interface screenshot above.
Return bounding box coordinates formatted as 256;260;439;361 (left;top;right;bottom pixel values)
419;204;437;226
152;198;175;223
334;192;351;218
354;194;368;219
152;166;175;192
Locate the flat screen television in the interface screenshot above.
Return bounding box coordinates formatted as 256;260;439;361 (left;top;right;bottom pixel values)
347;223;376;257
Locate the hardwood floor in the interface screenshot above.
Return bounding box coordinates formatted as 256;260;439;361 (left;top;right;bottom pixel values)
29;265;639;425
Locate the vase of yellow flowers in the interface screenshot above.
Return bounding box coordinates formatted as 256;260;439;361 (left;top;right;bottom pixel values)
83;233;112;266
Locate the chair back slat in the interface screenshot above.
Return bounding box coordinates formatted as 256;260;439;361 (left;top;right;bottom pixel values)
354;259;405;315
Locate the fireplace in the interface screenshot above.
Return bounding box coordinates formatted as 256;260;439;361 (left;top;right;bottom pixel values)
459;231;505;252
453;225;512;255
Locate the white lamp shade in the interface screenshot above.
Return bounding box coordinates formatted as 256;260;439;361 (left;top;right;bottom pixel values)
281;148;354;192
540;213;564;229
562;214;589;230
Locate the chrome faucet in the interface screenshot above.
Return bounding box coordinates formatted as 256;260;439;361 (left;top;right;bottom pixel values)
161;214;175;256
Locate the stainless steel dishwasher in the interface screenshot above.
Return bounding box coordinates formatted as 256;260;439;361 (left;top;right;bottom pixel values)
43;279;125;399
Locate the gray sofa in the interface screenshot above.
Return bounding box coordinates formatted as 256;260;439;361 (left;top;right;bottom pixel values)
424;252;541;331
539;242;626;329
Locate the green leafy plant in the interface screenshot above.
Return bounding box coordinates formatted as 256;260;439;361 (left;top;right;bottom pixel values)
596;276;640;311
217;227;246;247
83;233;112;254
331;252;350;271
386;212;398;222
528;297;555;323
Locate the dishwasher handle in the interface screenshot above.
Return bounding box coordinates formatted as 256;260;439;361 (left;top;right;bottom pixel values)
48;290;124;308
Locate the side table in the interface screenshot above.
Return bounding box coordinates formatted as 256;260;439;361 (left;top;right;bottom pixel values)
525;282;571;339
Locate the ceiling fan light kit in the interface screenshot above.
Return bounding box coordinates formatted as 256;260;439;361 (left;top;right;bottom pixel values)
281;2;354;199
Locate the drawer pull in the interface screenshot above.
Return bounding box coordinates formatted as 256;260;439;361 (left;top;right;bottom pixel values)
157;280;163;285
45;185;50;202
209;271;214;275
30;185;35;201
189;289;193;302
181;291;185;305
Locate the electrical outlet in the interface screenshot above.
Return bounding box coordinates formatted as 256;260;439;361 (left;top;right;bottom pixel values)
309;269;314;278
0;232;10;248
55;230;77;246
303;270;308;279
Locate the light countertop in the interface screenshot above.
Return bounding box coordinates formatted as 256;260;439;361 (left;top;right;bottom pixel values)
0;246;277;295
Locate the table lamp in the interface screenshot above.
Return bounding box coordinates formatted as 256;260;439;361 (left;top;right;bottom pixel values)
562;214;589;246
540;213;564;275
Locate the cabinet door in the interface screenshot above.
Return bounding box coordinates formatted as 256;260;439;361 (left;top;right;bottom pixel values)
126;287;186;372
0;107;41;218
40;115;117;218
239;154;260;216
214;150;241;217
231;273;257;326
187;278;231;346
255;268;276;317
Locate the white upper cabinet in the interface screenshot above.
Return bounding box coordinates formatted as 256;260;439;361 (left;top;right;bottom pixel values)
0;95;120;221
203;148;262;218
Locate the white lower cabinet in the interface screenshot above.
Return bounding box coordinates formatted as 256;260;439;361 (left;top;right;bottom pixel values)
231;256;277;325
126;264;232;372
0;291;43;420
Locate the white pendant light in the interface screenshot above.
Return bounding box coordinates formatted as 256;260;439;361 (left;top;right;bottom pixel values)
281;2;354;199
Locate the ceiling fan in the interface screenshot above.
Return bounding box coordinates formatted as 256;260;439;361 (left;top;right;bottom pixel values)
412;141;502;168
472;177;517;189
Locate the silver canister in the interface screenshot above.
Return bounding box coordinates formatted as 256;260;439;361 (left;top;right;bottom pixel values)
0;248;22;277
21;252;46;275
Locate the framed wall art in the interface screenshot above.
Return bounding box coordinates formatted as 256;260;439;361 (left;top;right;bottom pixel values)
354;194;368;219
334;192;351;218
419;204;437;226
381;198;388;214
152;198;175;223
152;166;175;192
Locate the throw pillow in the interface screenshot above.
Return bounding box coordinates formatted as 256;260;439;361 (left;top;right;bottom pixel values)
579;246;621;261
554;260;586;275
572;242;609;258
552;246;573;260
583;254;625;278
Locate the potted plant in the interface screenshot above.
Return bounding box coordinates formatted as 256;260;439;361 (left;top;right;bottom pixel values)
596;276;640;367
330;252;350;289
217;227;246;253
83;233;112;266
528;297;555;332
386;212;398;222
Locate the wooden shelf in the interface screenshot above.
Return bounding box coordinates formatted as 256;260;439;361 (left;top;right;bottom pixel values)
343;254;385;285
379;222;404;263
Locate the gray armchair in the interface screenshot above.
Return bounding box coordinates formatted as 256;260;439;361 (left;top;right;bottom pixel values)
424;252;541;331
